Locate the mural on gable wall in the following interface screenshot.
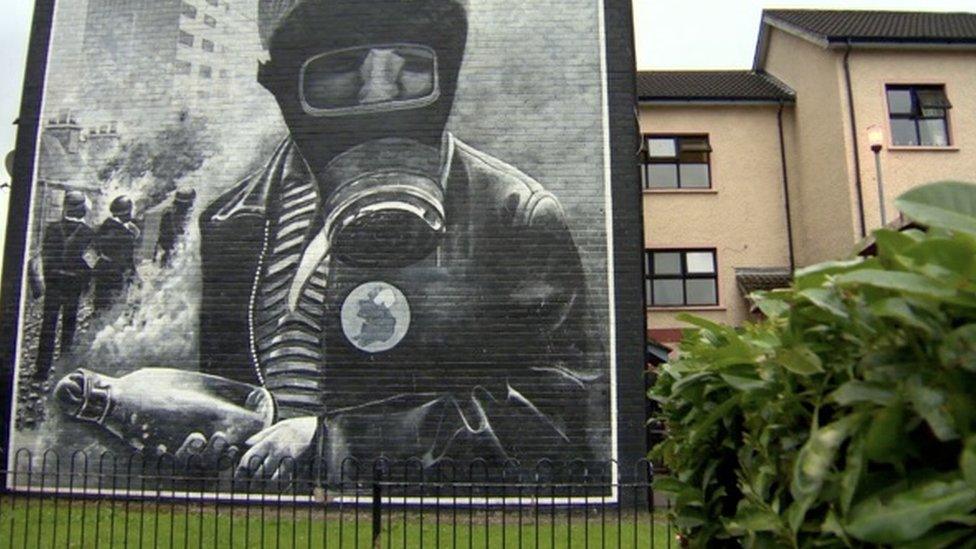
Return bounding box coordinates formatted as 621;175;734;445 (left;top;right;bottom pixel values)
7;0;618;488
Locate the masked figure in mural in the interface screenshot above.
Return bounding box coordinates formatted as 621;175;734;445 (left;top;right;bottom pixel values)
93;195;141;313
33;191;94;384
155;188;196;267
57;0;602;480
196;0;600;479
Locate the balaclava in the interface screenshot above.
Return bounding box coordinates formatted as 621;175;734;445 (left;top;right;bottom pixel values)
256;0;468;267
257;0;467;172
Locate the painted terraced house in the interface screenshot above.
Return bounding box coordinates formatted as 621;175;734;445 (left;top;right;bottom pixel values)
639;9;976;351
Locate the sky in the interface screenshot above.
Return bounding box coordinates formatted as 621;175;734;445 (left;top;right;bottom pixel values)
0;0;973;250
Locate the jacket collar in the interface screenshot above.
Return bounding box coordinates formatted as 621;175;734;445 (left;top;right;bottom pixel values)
209;138;308;222
209;133;458;223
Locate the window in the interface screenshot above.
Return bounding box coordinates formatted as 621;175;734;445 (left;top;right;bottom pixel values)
206;0;219;6
199;65;212;79
178;30;194;47
204;14;217;27
219;69;229;78
181;2;197;18
174;60;192;75
643;135;712;189
645;249;718;307
201;38;215;52
886;85;952;147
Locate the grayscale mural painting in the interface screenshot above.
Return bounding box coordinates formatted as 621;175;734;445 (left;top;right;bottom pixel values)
9;0;616;488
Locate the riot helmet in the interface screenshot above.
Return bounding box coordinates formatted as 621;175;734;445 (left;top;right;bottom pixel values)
63;191;88;219
110;196;134;223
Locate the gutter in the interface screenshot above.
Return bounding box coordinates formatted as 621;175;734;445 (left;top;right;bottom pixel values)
776;101;796;272
826;40;976;50
842;40;867;239
638;99;794;107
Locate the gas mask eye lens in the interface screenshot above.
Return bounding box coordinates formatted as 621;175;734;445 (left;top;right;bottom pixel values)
327;50;367;72
300;44;440;116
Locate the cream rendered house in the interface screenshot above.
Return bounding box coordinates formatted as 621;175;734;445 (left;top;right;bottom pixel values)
640;10;976;348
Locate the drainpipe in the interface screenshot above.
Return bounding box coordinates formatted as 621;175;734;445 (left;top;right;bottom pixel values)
843;40;868;238
777;101;796;272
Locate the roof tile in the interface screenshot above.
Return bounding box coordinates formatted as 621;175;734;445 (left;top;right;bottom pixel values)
735;268;793;296
636;70;795;102
764;9;976;43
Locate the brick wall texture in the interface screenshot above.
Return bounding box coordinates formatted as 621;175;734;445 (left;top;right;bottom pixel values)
6;0;632;485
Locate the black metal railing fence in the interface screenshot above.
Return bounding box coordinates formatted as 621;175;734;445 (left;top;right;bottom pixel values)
0;449;673;548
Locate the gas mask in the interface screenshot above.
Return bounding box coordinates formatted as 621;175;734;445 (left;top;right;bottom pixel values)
319;136;445;268
259;0;466;269
298;42;445;266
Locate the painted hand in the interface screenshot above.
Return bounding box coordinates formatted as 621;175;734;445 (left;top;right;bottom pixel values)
174;431;239;469
235;416;318;482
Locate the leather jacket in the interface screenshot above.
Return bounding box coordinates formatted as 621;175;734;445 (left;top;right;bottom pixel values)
199;133;603;473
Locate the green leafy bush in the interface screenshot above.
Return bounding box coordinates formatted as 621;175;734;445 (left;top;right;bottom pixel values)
650;181;976;548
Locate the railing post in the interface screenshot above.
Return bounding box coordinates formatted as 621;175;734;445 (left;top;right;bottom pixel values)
371;467;382;548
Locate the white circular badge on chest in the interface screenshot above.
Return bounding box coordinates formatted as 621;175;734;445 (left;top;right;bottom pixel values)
340;281;411;353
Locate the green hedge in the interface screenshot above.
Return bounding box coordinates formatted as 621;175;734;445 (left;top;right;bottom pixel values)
650;181;976;548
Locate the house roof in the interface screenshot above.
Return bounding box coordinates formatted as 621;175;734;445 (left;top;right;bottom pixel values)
36;132;101;193
38;133;86;183
636;70;795;104
764;9;976;45
646;340;671;365
755;10;976;69
735;267;793;296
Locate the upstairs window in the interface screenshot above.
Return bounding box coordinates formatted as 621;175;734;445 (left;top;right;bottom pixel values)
201;38;215;52
181;2;197;18
645;249;718;307
886;85;952;147
206;0;219;6
178;30;194;47
204;14;217;27
174;60;192;75
199;65;212;79
643;135;712;189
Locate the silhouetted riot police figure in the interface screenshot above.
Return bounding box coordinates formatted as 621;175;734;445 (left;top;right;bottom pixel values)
93;196;140;313
155;189;196;267
34;191;94;382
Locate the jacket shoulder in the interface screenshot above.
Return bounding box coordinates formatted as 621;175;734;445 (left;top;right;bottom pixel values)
452;138;568;229
201;137;294;227
200;171;261;228
97;218;121;232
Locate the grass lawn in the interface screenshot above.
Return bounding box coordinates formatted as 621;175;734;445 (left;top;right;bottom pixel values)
0;497;675;548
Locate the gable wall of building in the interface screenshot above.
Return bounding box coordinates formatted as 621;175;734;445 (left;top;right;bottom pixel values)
638;104;791;339
763;27;860;266
847;48;976;232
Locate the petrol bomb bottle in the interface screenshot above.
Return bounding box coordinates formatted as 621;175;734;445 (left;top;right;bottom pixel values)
54;368;274;455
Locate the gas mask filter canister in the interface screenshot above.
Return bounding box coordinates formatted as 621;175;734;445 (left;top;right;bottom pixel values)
319;137;446;268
